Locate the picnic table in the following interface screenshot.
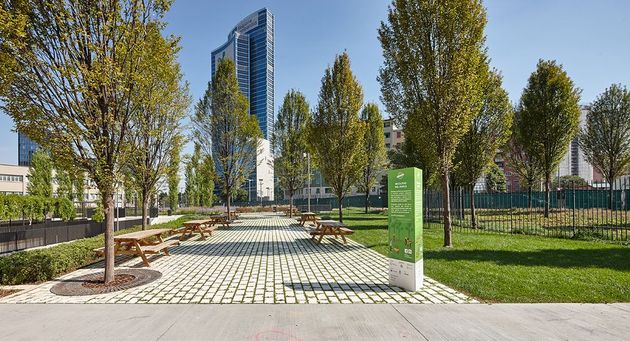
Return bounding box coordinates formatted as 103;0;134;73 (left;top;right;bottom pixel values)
310;220;354;244
226;211;239;221
94;228;178;267
171;219;218;241
299;212;319;226
282;207;300;217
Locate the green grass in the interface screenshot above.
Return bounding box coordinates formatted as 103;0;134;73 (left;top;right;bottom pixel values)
325;209;630;303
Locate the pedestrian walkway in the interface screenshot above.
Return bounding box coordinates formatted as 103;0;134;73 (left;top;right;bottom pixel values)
0;304;628;340
2;213;476;304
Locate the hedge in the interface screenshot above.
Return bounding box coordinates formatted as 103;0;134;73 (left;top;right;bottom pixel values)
0;216;192;285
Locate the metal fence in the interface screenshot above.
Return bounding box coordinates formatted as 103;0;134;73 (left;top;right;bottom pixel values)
424;180;630;241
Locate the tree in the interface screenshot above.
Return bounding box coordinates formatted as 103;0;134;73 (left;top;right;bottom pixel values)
73;171;85;203
272;90;311;217
184;154;197;207
556;175;588;189
387;133;437;188
197;154;215;207
310;52;365;223
485;163;506;193
453;70;512;228
357;103;387;213
579;84;630;209
194;58;262;217
27;149;52;197
126;25;189;230
505;134;541;207
167;135;182;211
516;60;581;217
54;167;73;201
1;0;172;283
379;0;489;246
0;3;26;96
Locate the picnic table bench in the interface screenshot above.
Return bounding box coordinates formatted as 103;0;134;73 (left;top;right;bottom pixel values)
93;228;177;267
299;212;319;226
309;220;354;244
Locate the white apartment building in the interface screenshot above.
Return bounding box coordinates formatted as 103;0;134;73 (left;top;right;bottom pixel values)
0;163;124;204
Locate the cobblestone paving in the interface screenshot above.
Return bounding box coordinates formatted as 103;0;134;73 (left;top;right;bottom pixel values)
2;214;477;304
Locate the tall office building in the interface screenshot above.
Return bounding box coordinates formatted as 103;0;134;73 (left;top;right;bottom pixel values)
18;133;39;167
211;8;275;139
211;8;275;200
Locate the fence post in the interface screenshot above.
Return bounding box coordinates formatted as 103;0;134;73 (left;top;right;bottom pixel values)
572;181;576;236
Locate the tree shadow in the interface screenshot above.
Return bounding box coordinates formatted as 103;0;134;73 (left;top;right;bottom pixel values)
425;248;630;271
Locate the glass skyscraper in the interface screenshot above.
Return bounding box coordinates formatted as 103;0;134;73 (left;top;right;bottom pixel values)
18;133;39;167
211;8;275;139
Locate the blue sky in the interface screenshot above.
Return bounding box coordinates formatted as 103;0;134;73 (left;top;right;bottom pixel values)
1;0;629;163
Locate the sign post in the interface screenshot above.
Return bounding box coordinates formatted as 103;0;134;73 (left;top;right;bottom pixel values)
387;167;423;291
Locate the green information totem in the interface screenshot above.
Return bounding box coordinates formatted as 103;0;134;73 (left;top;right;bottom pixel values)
387;167;423;291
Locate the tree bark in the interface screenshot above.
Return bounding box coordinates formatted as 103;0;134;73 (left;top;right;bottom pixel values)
527;186;532;209
226;192;231;219
338;197;344;223
365;191;369;214
608;182;614;210
141;188;149;230
442;171;452;247
289;194;293;218
544;172;551;218
470;185;476;229
103;192;115;284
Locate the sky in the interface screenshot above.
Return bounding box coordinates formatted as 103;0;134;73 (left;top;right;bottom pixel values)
1;0;629;164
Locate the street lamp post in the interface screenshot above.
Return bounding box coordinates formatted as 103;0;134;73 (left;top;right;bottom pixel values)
247;179;252;203
259;178;263;206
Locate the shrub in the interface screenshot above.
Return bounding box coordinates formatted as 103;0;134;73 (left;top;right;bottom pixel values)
92;199;105;222
0;216;189;285
5;194;23;221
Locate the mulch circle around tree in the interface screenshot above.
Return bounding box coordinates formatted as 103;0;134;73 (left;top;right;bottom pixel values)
50;269;162;296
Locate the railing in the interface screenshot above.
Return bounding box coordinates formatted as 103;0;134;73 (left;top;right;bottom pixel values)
424;180;630;241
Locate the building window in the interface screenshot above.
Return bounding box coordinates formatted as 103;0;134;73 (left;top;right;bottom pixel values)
384;132;390;139
384;121;391;127
396;131;402;138
385;143;390;149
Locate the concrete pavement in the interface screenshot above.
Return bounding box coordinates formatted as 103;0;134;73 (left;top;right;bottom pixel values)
0;303;628;340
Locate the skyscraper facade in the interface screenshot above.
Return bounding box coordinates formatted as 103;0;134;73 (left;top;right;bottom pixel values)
211;8;275;139
18;133;39;167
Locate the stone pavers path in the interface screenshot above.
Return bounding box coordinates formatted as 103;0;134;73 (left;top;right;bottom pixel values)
2;213;477;304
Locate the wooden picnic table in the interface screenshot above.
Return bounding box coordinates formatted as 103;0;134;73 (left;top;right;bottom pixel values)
171;219;218;241
299;212;319;226
93;228;178;267
283;207;300;217
310;220;354;244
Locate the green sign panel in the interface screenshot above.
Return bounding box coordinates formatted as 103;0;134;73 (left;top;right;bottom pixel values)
387;167;423;263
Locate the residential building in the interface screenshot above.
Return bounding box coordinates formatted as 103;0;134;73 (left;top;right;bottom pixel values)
556;107;594;183
383;118;404;151
211;8;275;139
0;163;124;204
210;8;275;201
18;133;39;167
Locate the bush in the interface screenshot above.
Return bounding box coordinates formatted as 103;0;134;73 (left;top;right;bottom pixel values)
0;216;190;285
55;198;76;221
92;199;105;222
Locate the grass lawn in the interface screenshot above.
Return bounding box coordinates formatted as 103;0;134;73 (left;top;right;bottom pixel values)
324;209;630;303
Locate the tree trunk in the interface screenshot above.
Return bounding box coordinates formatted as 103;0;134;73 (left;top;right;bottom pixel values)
442;171;452;247
608;182;614;210
365;191;369;214
544;172;550;218
226;193;231;219
338;197;344;223
141;188;149;230
103;192;115;284
527;186;532;209
470;185;476;229
289;194;293;218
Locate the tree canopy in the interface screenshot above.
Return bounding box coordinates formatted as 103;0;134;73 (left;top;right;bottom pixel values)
272;90;311;216
357;103;387;213
379;0;489;246
309;52;365;222
516;59;581;217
